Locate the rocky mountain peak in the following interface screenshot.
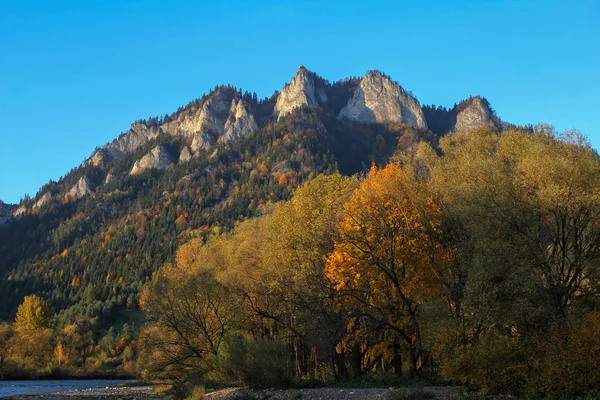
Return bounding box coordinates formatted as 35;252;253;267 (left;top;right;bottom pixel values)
130;145;174;175
338;71;427;129
453;96;496;132
223;98;258;141
67;175;93;199
163;88;233;142
273;66;327;120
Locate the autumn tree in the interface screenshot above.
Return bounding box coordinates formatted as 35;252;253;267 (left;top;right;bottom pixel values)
420;126;600;326
139;267;242;380
326;164;444;375
0;323;14;371
15;295;52;330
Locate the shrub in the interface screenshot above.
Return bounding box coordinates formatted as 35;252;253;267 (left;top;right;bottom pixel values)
529;312;600;397
442;333;530;395
224;335;294;388
186;386;205;400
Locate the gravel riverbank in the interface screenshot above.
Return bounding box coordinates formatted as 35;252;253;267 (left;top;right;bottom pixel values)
205;386;462;400
8;385;463;400
7;385;156;400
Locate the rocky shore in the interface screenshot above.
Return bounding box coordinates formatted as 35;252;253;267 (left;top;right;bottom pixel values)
9;385;462;400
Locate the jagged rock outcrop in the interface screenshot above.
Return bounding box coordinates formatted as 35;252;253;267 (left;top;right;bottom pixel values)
67;175;93;199
338;71;427;128
13;205;27;216
179;146;192;163
223;99;258;141
104;172;115;185
86;149;113;168
33;192;52;210
106;122;160;157
274;66;327;120
453;96;495;132
163;90;232;141
130;145;174;175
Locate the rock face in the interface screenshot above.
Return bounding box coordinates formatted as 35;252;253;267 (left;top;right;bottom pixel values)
163;90;232;145
104;173;115;185
86;149;113;169
86;88;259;165
107;122;161;156
224;99;258;141
68;175;93;199
453;96;495;132
274;66;327;120
130;145;174;175
338;71;427;128
179;146;192;163
13;205;27;216
33;192;52;210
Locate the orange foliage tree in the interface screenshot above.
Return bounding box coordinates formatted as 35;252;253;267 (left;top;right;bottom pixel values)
326;164;444;375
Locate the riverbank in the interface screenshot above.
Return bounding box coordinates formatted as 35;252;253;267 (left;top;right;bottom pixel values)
7;385;466;400
205;386;462;399
7;385;154;400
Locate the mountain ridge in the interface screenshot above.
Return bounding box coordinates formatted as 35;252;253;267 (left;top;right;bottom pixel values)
0;66;502;323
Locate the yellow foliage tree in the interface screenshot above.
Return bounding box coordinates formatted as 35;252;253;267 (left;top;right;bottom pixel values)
15;295;52;331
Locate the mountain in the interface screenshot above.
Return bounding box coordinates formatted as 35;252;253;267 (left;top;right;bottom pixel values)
0;200;14;215
0;66;502;323
338;70;427;128
0;201;15;227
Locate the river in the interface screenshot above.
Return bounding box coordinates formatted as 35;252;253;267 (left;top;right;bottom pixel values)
0;380;129;398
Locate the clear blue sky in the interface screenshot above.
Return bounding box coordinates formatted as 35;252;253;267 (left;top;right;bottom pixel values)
0;0;598;204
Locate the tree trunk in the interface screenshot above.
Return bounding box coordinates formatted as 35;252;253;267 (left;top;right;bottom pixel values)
393;337;402;377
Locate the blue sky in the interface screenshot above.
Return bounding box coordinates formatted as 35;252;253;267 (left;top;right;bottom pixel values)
0;0;598;204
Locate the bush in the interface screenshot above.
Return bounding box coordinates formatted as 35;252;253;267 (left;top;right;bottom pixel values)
186;386;205;400
224;335;294;388
442;333;530;395
528;312;600;397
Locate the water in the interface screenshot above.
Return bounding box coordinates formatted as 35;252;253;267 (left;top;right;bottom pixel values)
0;380;129;398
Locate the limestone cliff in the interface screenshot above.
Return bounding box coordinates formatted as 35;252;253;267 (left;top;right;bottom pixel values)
33;192;52;210
223;99;258;141
130;145;174;175
13;205;27;217
179;146;192;163
67;175;93;199
273;66;327;120
86;149;113;169
453;96;496;132
162;89;232;142
106;122;161;156
338;71;427;128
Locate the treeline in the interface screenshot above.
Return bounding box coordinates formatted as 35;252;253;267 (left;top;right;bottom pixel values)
139;126;600;398
0;295;137;378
